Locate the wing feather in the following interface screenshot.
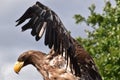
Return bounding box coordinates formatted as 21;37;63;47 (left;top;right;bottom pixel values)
21;16;36;31
38;22;47;37
45;21;56;49
44;22;50;45
31;17;39;36
16;7;33;26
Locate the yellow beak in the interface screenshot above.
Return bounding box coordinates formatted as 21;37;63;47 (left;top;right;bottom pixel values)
14;61;24;74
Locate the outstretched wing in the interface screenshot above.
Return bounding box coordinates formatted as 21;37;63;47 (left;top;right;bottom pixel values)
16;2;70;50
16;1;102;80
16;1;74;63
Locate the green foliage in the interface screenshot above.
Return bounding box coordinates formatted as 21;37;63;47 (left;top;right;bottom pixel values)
74;1;120;80
74;14;85;24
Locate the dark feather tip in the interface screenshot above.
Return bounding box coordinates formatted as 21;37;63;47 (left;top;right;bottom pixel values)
36;1;45;9
16;23;19;26
16;19;19;22
21;29;25;32
15;20;20;26
35;36;40;41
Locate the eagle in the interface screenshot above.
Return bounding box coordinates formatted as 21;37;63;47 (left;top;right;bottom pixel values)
14;1;102;80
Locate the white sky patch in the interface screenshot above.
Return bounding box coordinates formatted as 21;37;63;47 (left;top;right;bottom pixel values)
1;63;43;80
0;0;20;15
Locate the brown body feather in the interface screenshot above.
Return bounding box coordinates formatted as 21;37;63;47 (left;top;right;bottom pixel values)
15;1;102;80
16;50;78;80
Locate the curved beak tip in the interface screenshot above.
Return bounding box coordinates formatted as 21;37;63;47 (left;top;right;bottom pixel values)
14;61;24;74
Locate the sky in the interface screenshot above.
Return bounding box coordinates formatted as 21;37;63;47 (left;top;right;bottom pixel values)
0;0;106;80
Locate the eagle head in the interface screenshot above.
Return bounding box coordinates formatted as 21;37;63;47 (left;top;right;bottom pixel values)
14;50;46;74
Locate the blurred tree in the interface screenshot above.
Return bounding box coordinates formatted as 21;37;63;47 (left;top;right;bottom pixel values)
74;0;120;80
